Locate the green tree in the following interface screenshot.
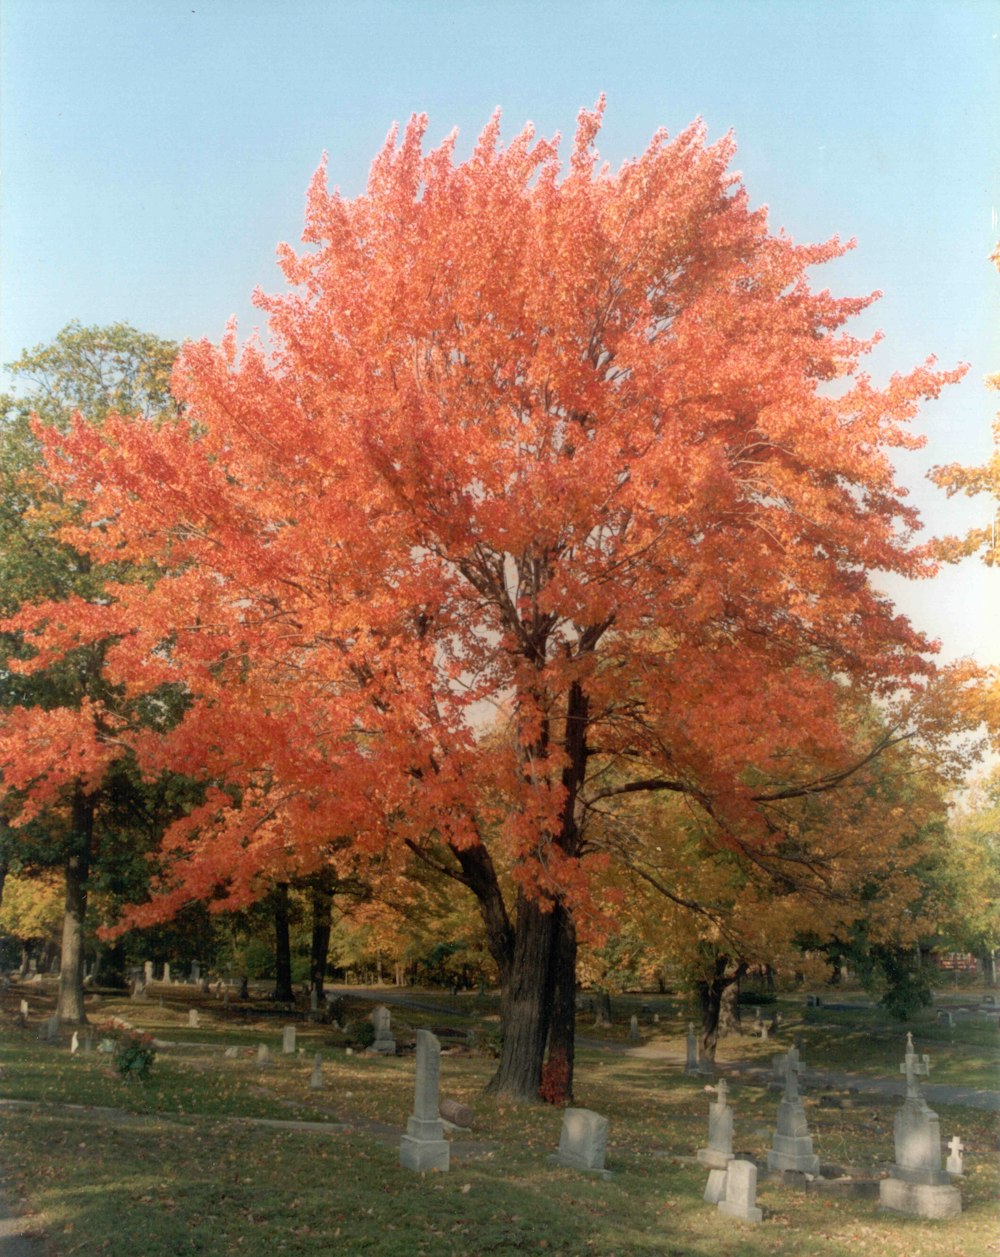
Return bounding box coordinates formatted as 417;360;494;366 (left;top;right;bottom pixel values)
0;323;180;1021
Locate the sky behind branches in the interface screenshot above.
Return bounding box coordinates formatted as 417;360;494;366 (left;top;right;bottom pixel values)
1;0;997;665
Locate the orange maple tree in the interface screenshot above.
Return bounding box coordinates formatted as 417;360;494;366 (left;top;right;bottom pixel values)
7;101;968;1099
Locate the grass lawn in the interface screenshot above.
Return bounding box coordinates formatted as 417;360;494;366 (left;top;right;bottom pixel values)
1;982;996;1256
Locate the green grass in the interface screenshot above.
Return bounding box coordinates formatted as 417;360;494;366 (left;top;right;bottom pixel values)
1;982;997;1256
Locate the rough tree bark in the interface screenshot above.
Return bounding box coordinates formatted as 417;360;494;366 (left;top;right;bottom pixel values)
57;788;94;1023
309;871;335;999
272;880;294;1002
697;956;748;1063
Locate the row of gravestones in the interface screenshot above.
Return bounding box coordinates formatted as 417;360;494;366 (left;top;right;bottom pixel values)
33;999;966;1223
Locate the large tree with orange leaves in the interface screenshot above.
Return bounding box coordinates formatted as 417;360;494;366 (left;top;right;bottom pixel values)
5;102;969;1099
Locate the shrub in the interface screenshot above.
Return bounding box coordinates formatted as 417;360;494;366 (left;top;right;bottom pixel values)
102;1021;157;1083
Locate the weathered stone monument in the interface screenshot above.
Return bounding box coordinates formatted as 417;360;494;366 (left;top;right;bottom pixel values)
553;1108;610;1175
144;960;153;985
282;1025;296;1055
696;1079;734;1169
70;1031;79;1055
945;1136;964;1177
39;1013;59;1043
19;999;28;1018
188;1009;199;1029
162;962;171;985
370;1004;396;1054
629;1014;639;1041
399;1030;450;1173
767;1049;819;1174
257;1044;271;1067
309;1053;324;1090
879;1034;961;1219
191;961;200;984
718;1159;762;1223
224;1046;239;1059
684;1022;700;1075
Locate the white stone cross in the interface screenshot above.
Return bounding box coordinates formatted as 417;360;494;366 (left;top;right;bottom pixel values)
946;1135;964;1175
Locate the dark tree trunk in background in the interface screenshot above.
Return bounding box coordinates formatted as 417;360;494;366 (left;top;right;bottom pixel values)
272;881;294;1002
57;790;94;1023
309;872;334;999
697;957;747;1063
542;903;577;1104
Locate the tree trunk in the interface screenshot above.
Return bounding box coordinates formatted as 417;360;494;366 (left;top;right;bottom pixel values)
697;956;747;1063
57;789;93;1023
309;873;334;999
541;903;576;1104
486;893;557;1102
272;881;294;1002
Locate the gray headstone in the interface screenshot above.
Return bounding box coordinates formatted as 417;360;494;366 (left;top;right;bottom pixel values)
629;1014;639;1041
371;1004;396;1054
162;962;171;984
191;962;200;983
188;1009;199;1029
309;1053;323;1090
718;1159;762;1223
144;961;153;983
697;1079;734;1169
684;1022;699;1075
400;1030;450;1172
946;1135;964;1177
257;1044;271;1066
703;1167;728;1204
767;1049;819;1173
224;1046;239;1058
555;1108;609;1173
282;1025;296;1055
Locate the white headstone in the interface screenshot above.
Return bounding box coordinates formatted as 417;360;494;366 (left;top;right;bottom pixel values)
555;1108;609;1173
144;961;153;983
257;1044;271;1066
224;1046;239;1059
718;1159;762;1223
163;962;171;985
371;1004;396;1054
767;1049;819;1173
19;999;28;1017
697;1079;735;1169
282;1025;296;1055
946;1136;964;1177
399;1030;450;1172
188;1009;199;1029
70;1031;80;1055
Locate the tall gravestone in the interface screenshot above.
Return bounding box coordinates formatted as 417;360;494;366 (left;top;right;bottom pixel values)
309;1053;324;1090
879;1035;961;1219
399;1030;450;1172
696;1079;734;1169
718;1159;762;1223
191;961;200;984
162;962;171;985
144;961;153;985
767;1049;819;1174
283;1025;297;1055
371;1004;396;1054
188;1009;200;1029
684;1022;699;1075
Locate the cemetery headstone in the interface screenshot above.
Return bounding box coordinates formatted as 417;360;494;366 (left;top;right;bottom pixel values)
879;1034;962;1219
191;961;200;984
696;1079;734;1169
684;1023;699;1075
718;1159;762;1223
629;1014;639;1042
162;962;171;985
19;999;28;1017
144;961;153;984
257;1044;271;1067
189;1009;200;1029
309;1053;324;1090
283;1025;296;1055
946;1136;964;1177
70;1031;79;1055
399;1030;450;1172
767;1049;819;1173
936;1010;954;1028
440;1098;473;1128
224;1046;239;1059
703;1167;728;1204
371;1004;396;1054
553;1108;610;1175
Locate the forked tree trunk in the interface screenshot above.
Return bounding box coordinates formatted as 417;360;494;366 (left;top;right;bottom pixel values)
697;956;747;1063
486;893;558;1102
57;790;93;1024
272;881;294;1002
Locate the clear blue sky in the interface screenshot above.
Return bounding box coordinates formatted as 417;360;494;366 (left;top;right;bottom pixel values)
2;0;997;665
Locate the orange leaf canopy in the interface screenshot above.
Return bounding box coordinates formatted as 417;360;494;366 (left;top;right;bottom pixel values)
24;101;962;922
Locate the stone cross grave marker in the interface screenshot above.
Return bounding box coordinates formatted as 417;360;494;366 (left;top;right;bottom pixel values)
718;1159;762;1223
399;1029;450;1172
554;1108;610;1175
283;1025;296;1055
879;1035;961;1219
767;1048;819;1173
697;1079;734;1169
